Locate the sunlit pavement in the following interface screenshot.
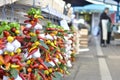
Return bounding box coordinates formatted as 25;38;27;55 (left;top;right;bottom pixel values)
64;37;120;80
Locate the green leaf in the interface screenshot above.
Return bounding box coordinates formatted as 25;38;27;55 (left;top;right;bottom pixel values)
53;72;63;80
10;69;18;78
60;48;65;53
4;25;10;31
59;63;66;69
31;36;37;42
50;48;57;54
9;22;20;29
47;21;52;26
0;26;4;34
64;30;68;33
44;62;53;67
1;21;8;25
35;70;41;80
56;32;62;36
0;32;3;38
40;40;49;49
23;67;26;74
36;9;41;15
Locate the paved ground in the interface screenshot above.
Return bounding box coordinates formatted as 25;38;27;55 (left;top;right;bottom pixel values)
64;37;120;80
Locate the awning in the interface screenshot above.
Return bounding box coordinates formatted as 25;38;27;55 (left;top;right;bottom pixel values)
86;0;119;5
86;0;120;22
63;0;92;6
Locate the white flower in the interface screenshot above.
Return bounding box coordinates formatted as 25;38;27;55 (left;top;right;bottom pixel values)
15;74;22;80
64;36;68;40
24;51;32;60
39;34;45;38
4;42;15;52
32;49;41;58
54;58;59;63
3;76;9;80
0;50;3;55
49;61;55;67
53;36;57;40
45;34;53;40
26;23;32;28
34;23;43;29
66;60;72;68
12;40;21;52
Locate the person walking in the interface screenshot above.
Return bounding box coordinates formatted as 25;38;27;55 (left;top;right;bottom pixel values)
99;8;112;47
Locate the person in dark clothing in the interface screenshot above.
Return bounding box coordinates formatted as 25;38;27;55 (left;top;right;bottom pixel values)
99;8;112;47
107;19;112;44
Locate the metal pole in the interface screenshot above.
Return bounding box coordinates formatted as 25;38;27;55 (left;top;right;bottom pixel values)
103;0;105;3
116;2;119;22
11;0;14;22
47;5;51;21
2;0;7;20
33;0;35;7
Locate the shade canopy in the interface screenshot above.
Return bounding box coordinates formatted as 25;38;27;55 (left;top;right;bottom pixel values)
86;0;119;5
114;0;119;3
86;0;120;22
63;0;120;6
63;0;92;6
84;4;115;11
73;4;117;12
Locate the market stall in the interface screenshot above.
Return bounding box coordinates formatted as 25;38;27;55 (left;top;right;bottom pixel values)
0;0;78;79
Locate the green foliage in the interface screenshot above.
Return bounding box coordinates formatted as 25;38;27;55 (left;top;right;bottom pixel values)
27;8;41;16
53;72;63;80
10;69;18;78
40;40;49;49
